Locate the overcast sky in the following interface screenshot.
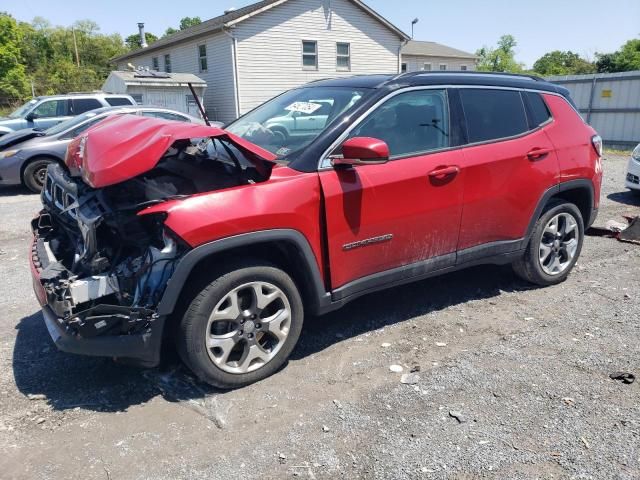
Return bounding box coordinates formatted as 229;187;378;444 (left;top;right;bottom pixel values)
6;0;640;67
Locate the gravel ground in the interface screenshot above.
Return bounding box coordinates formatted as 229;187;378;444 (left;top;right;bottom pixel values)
0;154;638;480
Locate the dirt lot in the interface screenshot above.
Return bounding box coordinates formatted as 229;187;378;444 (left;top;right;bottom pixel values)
0;153;638;480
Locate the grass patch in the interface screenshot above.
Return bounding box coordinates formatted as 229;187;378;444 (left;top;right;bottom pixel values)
604;148;632;156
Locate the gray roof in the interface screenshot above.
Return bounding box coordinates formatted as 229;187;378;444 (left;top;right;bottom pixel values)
402;40;478;60
107;70;207;86
113;0;409;63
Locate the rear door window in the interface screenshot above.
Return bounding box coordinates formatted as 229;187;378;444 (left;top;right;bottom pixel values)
106;97;135;106
72;98;103;114
460;89;528;144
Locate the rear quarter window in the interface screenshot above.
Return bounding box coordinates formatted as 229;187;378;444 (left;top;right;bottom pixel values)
106;97;135;107
460;89;528;144
72;98;102;114
523;91;552;128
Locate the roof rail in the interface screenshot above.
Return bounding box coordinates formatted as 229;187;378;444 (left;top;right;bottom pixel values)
66;91;106;95
394;71;545;82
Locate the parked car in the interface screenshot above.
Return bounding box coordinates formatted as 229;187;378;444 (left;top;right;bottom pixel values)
626;144;640;194
30;72;602;389
263;99;334;140
0;106;202;192
0;93;136;136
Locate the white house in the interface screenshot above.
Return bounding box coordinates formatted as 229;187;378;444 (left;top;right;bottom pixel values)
102;70;207;117
401;40;478;73
113;0;410;123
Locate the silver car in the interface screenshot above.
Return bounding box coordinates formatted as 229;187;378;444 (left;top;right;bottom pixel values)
0;106;203;192
0;93;136;136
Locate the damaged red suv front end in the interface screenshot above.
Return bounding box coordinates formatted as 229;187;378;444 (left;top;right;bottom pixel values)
30;115;278;366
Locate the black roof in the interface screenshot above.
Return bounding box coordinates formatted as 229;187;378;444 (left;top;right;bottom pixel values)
305;75;395;89
306;71;570;96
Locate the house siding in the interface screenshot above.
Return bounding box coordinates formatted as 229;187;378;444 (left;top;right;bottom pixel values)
402;54;476;72
233;0;402;114
116;32;237;123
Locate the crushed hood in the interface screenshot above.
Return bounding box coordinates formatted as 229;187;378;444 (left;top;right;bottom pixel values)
0;128;45;150
66;114;278;188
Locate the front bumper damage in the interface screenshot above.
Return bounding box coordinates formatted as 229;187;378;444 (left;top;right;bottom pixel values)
31;216;165;367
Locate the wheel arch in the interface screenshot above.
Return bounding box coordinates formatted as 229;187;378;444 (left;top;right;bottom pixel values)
157;230;330;319
525;180;595;244
19;154;64;185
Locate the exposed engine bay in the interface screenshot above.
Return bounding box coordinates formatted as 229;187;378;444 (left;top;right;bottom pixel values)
32;137;270;340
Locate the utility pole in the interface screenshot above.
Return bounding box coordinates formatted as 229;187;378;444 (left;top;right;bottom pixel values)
72;28;80;67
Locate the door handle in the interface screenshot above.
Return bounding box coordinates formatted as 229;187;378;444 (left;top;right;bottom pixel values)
527;148;551;161
428;165;460;179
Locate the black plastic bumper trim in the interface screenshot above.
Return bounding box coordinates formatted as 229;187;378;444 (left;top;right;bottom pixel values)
42;305;164;367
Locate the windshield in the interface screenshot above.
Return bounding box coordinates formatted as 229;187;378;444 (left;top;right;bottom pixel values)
9;99;38;119
225;86;369;159
44;110;102;136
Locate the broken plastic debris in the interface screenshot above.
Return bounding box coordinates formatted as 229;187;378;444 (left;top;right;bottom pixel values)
400;373;420;385
587;216;640;245
610;372;635;384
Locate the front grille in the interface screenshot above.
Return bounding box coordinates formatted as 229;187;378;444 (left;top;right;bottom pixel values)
627;173;640;185
44;168;79;218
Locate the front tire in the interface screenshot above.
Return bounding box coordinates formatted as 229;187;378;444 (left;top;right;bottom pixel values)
23;158;52;193
513;200;584;286
177;261;304;389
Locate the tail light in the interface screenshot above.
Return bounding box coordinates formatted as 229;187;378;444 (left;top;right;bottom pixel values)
591;135;603;157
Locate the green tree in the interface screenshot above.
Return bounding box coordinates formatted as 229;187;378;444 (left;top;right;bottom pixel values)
11;16;127;98
125;31;158;50
0;13;30;100
596;38;640;73
476;35;524;73
532;51;596;76
179;16;201;30
164;16;202;37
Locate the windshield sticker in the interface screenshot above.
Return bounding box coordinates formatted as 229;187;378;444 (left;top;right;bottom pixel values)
285;102;323;115
276;147;292;156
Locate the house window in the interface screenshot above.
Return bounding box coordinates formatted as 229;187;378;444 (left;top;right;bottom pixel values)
198;44;208;72
439;64;447;71
152;57;159;71
401;63;407;73
423;63;432;71
302;41;318;70
336;42;350;71
460;65;468;71
164;54;172;73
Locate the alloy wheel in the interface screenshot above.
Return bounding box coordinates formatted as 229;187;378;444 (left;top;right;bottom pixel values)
205;281;292;374
538;212;579;275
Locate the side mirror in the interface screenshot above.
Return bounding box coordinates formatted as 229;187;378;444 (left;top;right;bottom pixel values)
331;137;390;167
25;113;36;122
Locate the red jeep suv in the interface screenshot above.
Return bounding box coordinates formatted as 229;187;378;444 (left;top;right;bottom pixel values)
30;72;603;388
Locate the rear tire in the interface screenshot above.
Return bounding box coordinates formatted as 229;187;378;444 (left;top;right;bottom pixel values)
177;260;304;389
23;158;52;193
513;200;584;286
269;126;289;143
